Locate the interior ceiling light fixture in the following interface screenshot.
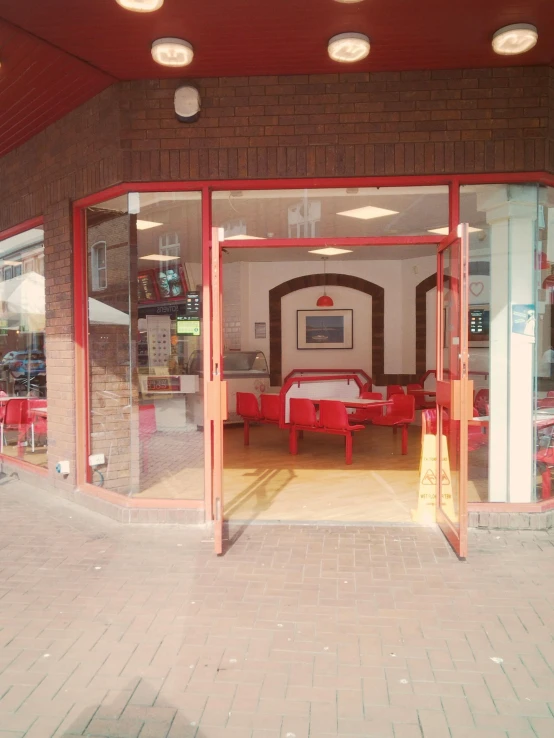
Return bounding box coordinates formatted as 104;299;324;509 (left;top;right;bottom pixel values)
309;247;353;256
116;0;164;11
492;24;538;56
136;219;163;230
224;234;265;240
337;205;398;220
334;0;365;3
328;33;370;63
428;226;483;235
140;254;180;262
316;257;334;307
151;38;194;67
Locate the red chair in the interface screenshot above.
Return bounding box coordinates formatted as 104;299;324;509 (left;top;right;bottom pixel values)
422;408;450;437
319;400;364;465
547;391;554;398
474;389;489;416
236;391;262;446
349;392;385;423
386;385;405;400
407;383;434;410
260;393;280;425
536;426;554;500
0;399;33;458
373;394;415;455
537;398;554;409
468;408;488;451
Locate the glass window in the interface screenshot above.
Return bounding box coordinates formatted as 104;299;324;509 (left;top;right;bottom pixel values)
91;241;107;291
0;226;47;468
461;184;539;504
85;191;204;499
212;186;449;240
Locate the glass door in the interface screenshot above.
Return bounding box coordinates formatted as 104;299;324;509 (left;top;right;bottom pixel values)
436;224;472;559
209;227;227;555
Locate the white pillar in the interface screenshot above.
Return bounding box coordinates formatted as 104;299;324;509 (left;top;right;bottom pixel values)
477;185;537;503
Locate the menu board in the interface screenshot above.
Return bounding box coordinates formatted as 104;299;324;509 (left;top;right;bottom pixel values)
146;315;171;368
185;291;201;317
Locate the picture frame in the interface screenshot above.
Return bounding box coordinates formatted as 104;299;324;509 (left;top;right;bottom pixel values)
155;264;188;301
137;270;159;303
297;309;353;350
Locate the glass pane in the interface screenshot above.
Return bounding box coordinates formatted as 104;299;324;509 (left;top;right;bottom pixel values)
85;192;204;500
461;184;538;504
213;186;449;240
440;243;460;526
0;227;47;467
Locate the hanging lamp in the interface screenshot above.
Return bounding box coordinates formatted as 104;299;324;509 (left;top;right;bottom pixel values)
316;257;334;307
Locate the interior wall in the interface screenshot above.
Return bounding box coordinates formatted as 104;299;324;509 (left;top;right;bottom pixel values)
226;253;438;386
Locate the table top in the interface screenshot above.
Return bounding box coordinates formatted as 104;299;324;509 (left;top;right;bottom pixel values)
409;389;436;396
315;397;392;408
470;411;554;427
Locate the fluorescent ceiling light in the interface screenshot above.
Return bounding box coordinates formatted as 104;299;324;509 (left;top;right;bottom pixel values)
337;205;398;220
140;254;180;262
116;0;164;11
136;220;163;230
428;226;483;235
492;24;538;56
224;234;266;240
328;33;370;63
309;248;353;256
151;38;194;67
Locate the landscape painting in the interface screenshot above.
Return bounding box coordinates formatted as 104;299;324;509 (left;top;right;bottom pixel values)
297;309;353;350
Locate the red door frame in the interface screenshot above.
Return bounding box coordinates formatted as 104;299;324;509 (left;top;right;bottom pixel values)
66;172;554;520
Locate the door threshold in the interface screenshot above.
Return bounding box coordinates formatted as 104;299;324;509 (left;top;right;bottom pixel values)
225;518;437;528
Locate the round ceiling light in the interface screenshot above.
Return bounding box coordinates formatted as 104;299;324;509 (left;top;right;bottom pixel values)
328;33;370;63
492;23;538;55
116;0;164;11
151;38;194;67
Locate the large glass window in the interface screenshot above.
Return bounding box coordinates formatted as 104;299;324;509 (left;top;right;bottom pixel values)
213;186;449;240
0;226;47;467
461;184;539;504
85;192;204;499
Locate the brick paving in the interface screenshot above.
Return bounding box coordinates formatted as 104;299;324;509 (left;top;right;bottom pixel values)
0;479;553;738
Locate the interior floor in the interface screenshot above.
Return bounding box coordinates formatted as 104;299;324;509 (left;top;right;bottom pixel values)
224;423;488;522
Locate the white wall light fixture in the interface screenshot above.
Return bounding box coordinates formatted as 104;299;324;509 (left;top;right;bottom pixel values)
174;86;201;122
328;33;370;63
151;38;194;67
492;24;538;55
116;0;164;11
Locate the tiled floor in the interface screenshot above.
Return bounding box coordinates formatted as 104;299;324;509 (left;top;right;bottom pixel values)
0;477;553;738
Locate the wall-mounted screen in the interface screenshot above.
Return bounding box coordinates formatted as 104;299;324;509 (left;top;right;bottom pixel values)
469;306;489;345
176;316;201;336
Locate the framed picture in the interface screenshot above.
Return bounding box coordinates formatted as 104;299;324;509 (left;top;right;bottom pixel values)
155;264;188;301
297;309;353;350
137;270;159;303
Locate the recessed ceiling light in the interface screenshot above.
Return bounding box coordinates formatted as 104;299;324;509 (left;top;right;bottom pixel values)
116;0;164;11
428;226;483;235
136;219;163;230
328;33;370;63
492;24;538;56
337;205;398;220
224;234;265;240
139;254;181;262
309;248;353;256
151;38;194;67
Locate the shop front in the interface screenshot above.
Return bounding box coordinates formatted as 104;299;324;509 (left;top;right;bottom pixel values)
1;65;554;556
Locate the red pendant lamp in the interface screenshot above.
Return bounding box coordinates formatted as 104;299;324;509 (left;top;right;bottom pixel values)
316;257;334;307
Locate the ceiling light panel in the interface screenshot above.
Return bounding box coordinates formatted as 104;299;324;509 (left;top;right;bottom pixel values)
337;205;399;220
328;33;370;63
116;0;164;11
309;248;353;256
492;24;538;56
428;226;483;235
224;234;266;240
139;254;181;262
151;38;194;67
136;220;163;230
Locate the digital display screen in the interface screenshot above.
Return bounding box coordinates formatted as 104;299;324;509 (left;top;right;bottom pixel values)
176;316;201;336
469;308;489;338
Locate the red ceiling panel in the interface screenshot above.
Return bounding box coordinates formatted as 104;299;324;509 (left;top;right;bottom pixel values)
1;0;553;157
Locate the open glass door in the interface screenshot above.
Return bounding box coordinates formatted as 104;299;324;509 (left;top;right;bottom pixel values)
209;227;227;555
436;224;472;559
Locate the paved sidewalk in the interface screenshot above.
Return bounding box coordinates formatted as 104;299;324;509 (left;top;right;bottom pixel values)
0;478;553;738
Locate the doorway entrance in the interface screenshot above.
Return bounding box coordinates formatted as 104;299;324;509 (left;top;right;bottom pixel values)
209;225;471;558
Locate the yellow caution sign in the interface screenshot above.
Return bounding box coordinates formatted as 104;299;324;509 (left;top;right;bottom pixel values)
412;433;455;524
